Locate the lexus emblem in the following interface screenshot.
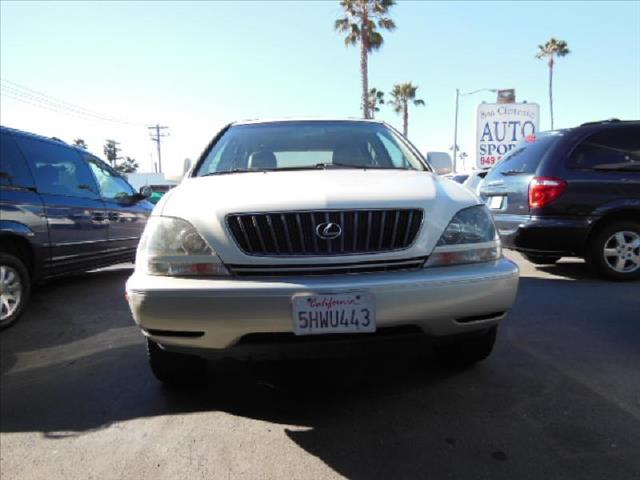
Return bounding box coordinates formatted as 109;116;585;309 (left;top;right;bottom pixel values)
316;222;342;240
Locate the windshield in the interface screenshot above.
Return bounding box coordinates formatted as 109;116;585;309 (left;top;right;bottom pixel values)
195;121;426;176
488;132;565;176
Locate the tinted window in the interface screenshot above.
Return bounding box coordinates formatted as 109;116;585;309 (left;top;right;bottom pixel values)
14;136;99;198
491;133;563;175
85;155;136;200
0;132;35;188
196;122;425;175
569;127;640;171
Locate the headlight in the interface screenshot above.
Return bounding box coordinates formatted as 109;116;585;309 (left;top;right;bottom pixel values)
136;216;229;276
425;205;501;267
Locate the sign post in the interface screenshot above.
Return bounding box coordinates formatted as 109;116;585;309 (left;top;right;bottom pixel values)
476;103;539;169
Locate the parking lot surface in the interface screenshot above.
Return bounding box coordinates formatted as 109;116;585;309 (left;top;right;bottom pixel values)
1;252;639;480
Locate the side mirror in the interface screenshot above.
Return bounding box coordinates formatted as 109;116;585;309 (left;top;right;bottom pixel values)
426;152;453;175
139;186;152;199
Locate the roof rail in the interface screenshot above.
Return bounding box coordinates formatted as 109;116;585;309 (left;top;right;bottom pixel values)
579;118;622;127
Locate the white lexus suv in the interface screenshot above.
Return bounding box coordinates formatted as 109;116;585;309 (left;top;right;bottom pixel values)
126;119;519;384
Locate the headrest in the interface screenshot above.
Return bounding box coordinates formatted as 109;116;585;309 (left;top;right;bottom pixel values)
332;144;371;167
248;151;277;170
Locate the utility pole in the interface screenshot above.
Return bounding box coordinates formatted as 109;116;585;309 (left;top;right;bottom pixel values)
103;139;121;168
453;89;460;174
147;125;169;173
452;88;498;173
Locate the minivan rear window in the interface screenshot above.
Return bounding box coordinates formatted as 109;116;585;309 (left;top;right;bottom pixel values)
568;126;640;171
490;133;564;176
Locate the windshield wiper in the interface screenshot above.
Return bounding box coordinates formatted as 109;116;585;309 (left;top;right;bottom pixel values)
201;164;411;176
201;169;252;177
317;162;359;169
319;163;412;170
500;169;528;176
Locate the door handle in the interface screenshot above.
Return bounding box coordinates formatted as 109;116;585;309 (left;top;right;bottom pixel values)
92;212;106;222
108;212;120;221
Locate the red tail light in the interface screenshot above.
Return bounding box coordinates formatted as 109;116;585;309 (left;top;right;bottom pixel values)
529;176;568;208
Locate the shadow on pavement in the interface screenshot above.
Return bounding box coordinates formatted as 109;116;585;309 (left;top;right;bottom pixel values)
0;265;134;375
534;260;600;281
1;271;640;479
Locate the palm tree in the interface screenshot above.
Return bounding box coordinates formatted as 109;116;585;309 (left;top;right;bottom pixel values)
335;0;396;119
536;38;570;129
367;88;385;118
389;82;425;137
103;139;121;167
115;156;139;174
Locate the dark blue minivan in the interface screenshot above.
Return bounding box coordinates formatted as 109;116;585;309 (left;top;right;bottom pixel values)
0;126;153;329
480;120;640;281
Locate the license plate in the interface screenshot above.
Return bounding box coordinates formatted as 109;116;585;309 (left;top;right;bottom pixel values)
292;292;376;335
488;196;504;209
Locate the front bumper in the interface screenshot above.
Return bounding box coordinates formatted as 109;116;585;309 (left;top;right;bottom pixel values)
126;258;519;353
494;214;593;255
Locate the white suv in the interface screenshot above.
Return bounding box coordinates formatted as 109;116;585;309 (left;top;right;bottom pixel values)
126;119;519;384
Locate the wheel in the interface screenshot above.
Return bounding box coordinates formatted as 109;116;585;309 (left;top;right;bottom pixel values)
146;338;206;385
523;254;561;265
434;327;497;367
0;253;30;331
587;220;640;281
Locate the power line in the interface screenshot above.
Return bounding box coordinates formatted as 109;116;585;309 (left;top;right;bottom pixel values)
147;125;169;173
1;78;141;124
1;78;121;120
0;90;91;119
1;86;134;125
0;78;145;126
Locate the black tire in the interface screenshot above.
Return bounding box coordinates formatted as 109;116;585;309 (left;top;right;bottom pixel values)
146;338;206;385
587;220;640;281
434;327;497;367
523;254;561;265
0;253;31;331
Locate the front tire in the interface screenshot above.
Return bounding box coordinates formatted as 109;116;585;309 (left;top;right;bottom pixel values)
434;327;497;367
0;253;30;331
147;338;206;385
587;220;640;281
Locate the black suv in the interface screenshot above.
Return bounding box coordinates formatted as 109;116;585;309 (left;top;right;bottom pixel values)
480;120;640;280
0;126;153;329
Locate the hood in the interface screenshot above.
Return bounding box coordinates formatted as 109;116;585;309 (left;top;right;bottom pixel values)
158;169;480;264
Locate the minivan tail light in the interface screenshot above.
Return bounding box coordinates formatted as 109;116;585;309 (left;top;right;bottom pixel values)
529;176;568;208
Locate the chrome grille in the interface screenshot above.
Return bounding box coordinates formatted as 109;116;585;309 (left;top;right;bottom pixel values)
227;209;423;256
228;257;427;277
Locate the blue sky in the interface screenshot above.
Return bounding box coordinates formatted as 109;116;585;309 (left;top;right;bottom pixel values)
1;0;639;175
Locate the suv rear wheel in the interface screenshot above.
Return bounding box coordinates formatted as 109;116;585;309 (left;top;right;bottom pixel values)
147;338;207;385
587;220;640;281
434;327;497;367
0;253;30;330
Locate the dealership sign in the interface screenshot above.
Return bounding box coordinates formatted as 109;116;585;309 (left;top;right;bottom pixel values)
476;103;539;169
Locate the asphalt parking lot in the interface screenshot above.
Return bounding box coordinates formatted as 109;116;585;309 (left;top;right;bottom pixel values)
1;252;639;480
